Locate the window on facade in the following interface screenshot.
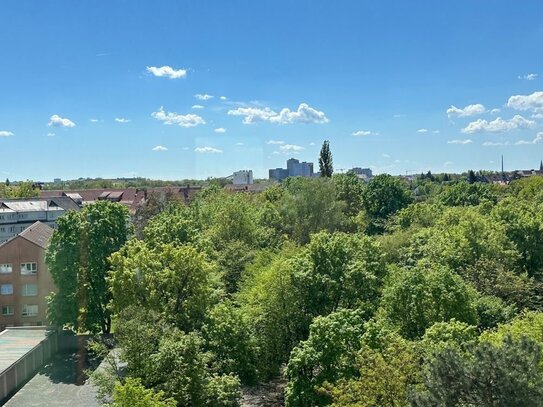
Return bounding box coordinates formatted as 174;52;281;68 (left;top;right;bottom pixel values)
9;227;15;233
22;304;38;317
22;283;38;296
0;263;12;273
21;262;37;275
0;227;5;233
1;284;14;295
1;305;14;316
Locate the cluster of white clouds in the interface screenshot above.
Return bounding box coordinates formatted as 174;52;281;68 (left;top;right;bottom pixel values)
192;105;204;109
147;66;187;79
352;130;378;136
195;94;214;101
518;73;538;81
151;107;205;128
0;130;13;137
447;103;486;118
416;129;440;134
48;114;75;128
267;140;285;145
516;132;543;145
214;128;226;133
115;117;130;123
507;91;543;118
461;115;534;134
447;139;473;145
195;146;222;154
152;145;168;151
279;144;304;152
228;103;328;125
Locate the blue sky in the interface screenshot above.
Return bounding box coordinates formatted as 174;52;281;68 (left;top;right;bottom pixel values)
1;0;543;181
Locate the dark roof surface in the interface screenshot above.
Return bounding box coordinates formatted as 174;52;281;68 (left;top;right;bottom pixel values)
19;221;55;249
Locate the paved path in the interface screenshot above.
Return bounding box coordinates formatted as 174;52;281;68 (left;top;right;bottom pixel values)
5;352;99;407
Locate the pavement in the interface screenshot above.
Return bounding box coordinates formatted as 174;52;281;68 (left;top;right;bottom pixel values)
4;351;99;407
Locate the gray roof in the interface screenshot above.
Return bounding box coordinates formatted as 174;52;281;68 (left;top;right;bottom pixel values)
18;221;55;249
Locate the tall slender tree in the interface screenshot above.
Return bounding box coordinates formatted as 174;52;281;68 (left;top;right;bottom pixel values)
319;140;333;177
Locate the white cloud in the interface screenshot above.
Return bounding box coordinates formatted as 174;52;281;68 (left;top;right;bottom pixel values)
532;113;543;119
269;103;329;124
462;115;535;134
279;144;304;151
235;142;244;146
0;131;13;137
446;103;486;118
89;118;99;122
228;103;328;125
115;117;130;123
447;139;473;145
433;130;440;134
195;94;214;101
518;73;538;81
417;128;428;133
228;107;277;124
515;132;543;145
352;130;378;136
444;161;453;167
507;91;543;112
48;114;75;128
46;132;55;137
482;141;510;147
195;146;222;153
309;142;316;146
192;105;204;109
267;140;285;145
490;108;501;115
220;96;227;100
214;127;226;133
151;107;205;128
152;145;168;151
146;66;187;79
382;153;391;158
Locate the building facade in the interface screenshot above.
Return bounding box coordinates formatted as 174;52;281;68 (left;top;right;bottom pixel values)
0;199;75;243
269;158;314;181
0;222;55;329
233;170;254;185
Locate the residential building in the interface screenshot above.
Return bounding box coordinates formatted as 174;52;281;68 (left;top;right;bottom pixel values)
268;168;290;182
233;170;254;185
0;198;79;244
0;222;55;329
350;167;373;179
41;186;202;214
269;158;314;181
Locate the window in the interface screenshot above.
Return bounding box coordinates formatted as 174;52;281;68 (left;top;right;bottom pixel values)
21;262;37;275
0;263;12;274
22;304;38;317
1;305;14;316
22;283;38;296
1;284;13;295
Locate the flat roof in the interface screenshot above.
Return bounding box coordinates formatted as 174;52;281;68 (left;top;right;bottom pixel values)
0;328;55;375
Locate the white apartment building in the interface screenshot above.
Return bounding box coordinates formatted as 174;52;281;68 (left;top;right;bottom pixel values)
0;200;70;243
233;170;254;185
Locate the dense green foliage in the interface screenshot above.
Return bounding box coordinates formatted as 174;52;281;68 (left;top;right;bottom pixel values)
47;201;132;333
46;173;543;405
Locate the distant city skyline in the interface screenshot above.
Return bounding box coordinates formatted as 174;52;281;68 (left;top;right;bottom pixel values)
1;1;543;181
